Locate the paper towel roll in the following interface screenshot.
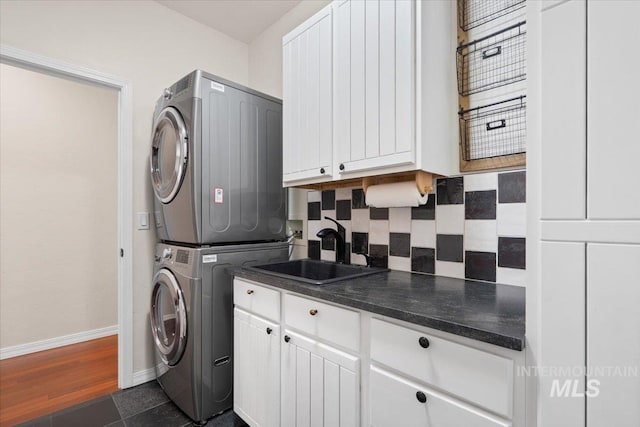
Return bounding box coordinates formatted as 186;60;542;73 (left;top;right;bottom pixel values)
365;181;429;208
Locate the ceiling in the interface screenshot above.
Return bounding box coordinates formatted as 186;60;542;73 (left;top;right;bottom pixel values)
156;0;302;43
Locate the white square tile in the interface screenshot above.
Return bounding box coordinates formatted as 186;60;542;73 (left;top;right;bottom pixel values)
435;261;465;279
389;208;411;232
369;220;389;245
320;211;336;227
321;250;335;262
291;243;307;260
351;209;370;233
436;204;465;234
464;172;498;192
388;256;411;272
307;220;322;240
307;190;321;203
496;267;526;287
411;220;436;248
497;203;526;237
335;187;353;200
350;253;367;266
464;220;498;252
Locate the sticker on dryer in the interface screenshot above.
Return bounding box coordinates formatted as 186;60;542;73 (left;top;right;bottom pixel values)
211;81;225;92
202;254;218;263
214;187;224;204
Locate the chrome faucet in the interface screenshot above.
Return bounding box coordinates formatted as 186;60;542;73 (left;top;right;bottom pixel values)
316;216;346;264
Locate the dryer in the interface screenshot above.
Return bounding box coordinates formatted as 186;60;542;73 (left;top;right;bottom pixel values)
150;70;286;245
150;241;288;423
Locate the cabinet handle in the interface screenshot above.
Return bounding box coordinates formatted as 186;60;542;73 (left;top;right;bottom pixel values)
320;167;325;174
246;289;254;295
416;391;427;403
309;309;318;316
284;335;291;343
418;337;430;348
339;163;345;171
266;327;272;335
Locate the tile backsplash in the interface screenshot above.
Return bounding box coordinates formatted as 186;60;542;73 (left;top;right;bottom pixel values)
302;170;526;286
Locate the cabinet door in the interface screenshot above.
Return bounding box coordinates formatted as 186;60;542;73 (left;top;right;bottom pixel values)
333;0;415;177
587;244;640;427
370;366;510;427
586;1;640;219
282;6;333;185
234;308;280;427
281;330;359;427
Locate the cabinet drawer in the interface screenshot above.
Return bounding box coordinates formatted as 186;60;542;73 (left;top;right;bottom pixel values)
283;293;359;352
370;318;513;418
370;366;510;427
233;279;280;322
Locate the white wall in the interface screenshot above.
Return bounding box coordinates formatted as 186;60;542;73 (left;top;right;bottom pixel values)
0;63;118;348
0;0;249;373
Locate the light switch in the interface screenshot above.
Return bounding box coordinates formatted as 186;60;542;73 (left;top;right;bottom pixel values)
137;212;150;230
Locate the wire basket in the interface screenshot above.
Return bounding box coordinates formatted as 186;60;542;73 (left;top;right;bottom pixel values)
458;0;526;31
457;21;526;96
459;96;526;161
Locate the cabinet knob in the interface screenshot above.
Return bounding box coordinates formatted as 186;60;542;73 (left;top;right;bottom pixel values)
320;167;325;174
309;309;318;316
266;327;272;335
284;335;291;343
339;163;345;171
416;391;427;403
418;336;430;349
246;289;254;295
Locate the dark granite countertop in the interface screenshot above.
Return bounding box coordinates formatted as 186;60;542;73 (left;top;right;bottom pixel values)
232;268;525;351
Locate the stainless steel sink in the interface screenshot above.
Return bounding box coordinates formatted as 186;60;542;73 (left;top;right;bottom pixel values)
247;259;388;285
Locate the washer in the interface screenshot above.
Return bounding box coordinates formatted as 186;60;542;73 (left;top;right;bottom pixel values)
149;70;286;245
150;241;288;423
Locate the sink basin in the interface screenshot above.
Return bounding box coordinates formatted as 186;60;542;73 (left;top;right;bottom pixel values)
247;259;388;285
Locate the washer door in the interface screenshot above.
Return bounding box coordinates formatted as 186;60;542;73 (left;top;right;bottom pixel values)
150;268;187;366
150;107;188;204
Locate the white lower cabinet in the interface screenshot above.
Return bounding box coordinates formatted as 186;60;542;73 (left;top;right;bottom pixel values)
281;330;359;427
370;366;510;427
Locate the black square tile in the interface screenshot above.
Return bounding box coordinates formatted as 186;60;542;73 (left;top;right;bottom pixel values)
112;380;169;419
465;251;497;282
51;395;120;427
352;189;366;209
122;401;190;427
436;234;463;262
351;232;369;255
322;190;335;210
308;240;320;260
307;202;321;220
336;200;351;220
436;177;464;205
389;233;411;257
498;171;526;203
369;244;388;268
498;237;526;269
465;190;497;219
203;410;249;426
411;247;435;274
369;207;389;220
344;242;351;265
321;235;335;251
411;195;435;219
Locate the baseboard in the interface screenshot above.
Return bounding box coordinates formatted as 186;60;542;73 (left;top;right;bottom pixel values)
131;366;157;387
0;325;118;360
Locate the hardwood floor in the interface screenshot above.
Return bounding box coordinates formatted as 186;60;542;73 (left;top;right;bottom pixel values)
0;335;118;426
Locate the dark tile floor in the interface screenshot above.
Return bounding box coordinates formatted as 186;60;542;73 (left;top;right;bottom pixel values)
16;381;248;427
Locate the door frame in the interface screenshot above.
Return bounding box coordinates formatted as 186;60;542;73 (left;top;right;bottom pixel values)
0;44;134;388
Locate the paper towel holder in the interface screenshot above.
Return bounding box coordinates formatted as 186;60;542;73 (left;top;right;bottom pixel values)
362;171;433;196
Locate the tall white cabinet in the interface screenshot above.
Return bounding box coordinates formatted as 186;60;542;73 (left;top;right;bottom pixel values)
528;1;640;426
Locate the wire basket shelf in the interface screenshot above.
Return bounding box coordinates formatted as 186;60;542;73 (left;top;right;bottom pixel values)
458;0;526;31
457;21;526;96
459;95;526;161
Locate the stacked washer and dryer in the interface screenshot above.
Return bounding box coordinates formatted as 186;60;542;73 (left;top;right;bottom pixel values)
148;70;289;424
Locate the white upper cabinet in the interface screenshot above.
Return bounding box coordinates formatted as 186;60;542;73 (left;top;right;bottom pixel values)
283;0;458;187
282;5;333;185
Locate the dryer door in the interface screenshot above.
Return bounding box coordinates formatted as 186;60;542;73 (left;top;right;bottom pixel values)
150;107;188;204
150;268;187;366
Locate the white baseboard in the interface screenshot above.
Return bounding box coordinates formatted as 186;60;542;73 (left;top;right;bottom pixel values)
131;366;157;387
0;325;118;360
